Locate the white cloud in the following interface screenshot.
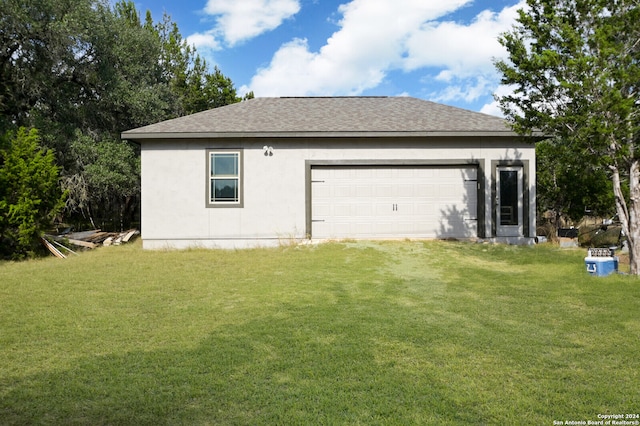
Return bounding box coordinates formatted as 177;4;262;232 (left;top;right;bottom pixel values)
247;37;387;97
402;5;522;77
201;0;300;46
431;76;493;104
405;2;524;104
480;84;519;117
480;100;504;117
248;0;471;96
186;32;220;51
246;0;526;105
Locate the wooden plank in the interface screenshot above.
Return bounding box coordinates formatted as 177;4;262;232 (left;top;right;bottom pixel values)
65;238;98;249
41;238;66;259
45;234;99;249
65;229;101;240
122;230;138;243
50;239;78;256
86;232;110;243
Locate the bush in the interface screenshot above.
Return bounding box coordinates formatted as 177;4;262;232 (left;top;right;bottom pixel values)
0;128;66;259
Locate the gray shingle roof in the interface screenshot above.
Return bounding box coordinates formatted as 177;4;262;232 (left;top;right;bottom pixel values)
121;96;516;140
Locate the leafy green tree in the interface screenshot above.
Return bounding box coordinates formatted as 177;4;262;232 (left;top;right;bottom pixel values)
0;0;244;137
0;0;177;141
63;131;139;230
536;138;615;224
81;1;178;137
0;0;246;251
0;0;97;138
148;9;250;115
0;128;66;259
184;64;246;113
495;0;640;273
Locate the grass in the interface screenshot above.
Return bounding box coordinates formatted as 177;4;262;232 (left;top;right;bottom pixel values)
0;240;639;424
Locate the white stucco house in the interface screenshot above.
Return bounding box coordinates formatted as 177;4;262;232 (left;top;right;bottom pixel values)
121;96;538;249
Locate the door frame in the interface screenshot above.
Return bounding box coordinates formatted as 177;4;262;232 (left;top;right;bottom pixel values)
491;160;530;238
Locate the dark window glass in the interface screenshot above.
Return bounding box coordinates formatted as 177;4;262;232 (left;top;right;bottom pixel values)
213;179;238;202
499;170;518;226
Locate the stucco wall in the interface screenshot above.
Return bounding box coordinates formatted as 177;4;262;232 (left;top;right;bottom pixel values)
140;137;535;249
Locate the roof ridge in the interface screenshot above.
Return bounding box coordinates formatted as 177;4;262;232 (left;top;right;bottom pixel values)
278;96;390;99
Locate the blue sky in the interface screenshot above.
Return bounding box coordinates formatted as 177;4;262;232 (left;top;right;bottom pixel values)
130;0;526;116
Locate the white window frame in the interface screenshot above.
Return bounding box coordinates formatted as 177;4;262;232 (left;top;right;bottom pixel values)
206;149;243;208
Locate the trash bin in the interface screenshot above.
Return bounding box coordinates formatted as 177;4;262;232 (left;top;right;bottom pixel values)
584;247;618;276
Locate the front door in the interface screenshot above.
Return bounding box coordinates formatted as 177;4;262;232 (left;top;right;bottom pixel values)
496;166;523;237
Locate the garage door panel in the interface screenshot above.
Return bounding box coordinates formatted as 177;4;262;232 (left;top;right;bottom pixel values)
398;203;415;215
314;204;332;216
334;185;353;198
356;185;374;197
354;203;374;216
355;222;373;234
312;221;330;236
376;221;396;234
312;168;333;180
334;204;351;216
397;185;414;197
397;222;414;234
397;168;415;178
333;222;351;235
313;184;333;198
312;166;478;239
375;203;392;215
463;168;477;180
354;168;374;179
416;203;436;215
417;187;438;198
375;185;394;197
376;169;393;178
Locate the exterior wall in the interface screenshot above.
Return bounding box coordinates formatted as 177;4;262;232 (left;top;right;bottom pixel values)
140;137;536;249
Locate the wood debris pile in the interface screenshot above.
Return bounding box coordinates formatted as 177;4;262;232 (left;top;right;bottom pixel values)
42;229;139;258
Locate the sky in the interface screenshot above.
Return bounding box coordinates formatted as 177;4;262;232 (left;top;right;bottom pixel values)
129;0;526;116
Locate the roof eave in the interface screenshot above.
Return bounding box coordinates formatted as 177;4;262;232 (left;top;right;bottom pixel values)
121;130;526;140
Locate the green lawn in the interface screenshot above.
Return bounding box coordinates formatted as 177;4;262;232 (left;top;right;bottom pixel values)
0;240;638;424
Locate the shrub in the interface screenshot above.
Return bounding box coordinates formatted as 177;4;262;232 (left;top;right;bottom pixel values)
0;128;66;259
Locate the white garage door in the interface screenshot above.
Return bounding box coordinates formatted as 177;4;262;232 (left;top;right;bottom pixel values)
311;166;478;239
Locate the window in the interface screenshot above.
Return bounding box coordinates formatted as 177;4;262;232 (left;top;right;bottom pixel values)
207;150;243;207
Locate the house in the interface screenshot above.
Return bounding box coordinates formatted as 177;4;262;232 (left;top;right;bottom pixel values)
121;96;538;249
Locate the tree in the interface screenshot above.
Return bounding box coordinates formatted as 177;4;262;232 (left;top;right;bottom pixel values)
63;131;140;230
0;0;98;138
536;138;615;224
0;0;247;253
0;128;66;259
495;0;640;273
148;10;252;115
78;0;179;137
